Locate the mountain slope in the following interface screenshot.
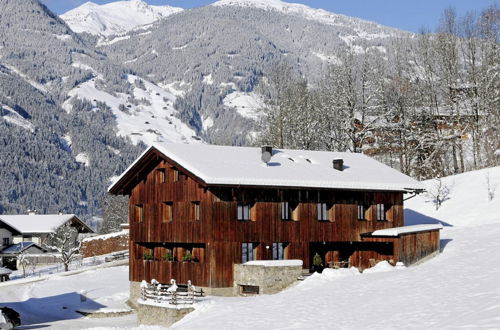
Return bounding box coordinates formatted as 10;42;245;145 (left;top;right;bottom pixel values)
98;2;407;144
61;0;182;37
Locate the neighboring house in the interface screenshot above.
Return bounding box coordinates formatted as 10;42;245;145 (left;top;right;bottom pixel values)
0;242;48;270
0;213;93;248
109;143;442;296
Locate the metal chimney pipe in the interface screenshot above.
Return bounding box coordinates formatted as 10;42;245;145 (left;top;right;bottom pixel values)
333;158;344;171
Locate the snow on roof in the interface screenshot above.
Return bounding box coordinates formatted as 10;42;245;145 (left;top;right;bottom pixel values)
0;267;12;275
244;260;303;267
109;143;423;192
0;241;45;254
82;230;128;243
0;214;78;234
371;224;443;237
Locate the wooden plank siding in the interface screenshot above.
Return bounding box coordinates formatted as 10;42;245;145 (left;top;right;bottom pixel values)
361;229;441;269
127;156;416;288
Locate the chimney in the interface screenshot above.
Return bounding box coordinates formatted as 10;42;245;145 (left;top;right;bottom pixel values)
261;145;273;154
261;145;273;164
332;158;344;171
27;209;37;215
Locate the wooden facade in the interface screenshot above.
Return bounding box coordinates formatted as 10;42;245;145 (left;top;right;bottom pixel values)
110;148;440;290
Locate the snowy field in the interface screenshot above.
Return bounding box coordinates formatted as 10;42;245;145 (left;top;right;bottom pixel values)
0;167;499;329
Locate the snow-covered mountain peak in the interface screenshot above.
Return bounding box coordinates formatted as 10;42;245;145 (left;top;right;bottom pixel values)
61;0;183;37
213;0;397;35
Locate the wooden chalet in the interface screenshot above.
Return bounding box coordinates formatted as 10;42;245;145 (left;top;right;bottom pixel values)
109;143;441;295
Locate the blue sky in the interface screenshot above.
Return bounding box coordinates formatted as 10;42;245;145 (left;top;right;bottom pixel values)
41;0;497;32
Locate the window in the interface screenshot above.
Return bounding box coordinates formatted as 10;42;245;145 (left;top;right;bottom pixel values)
281;202;290;220
376;204;385;221
376;204;392;221
240;285;259;295
272;242;287;260
281;202;299;221
3;238;9;246
192;201;200;221
156;168;166;183
357;204;369;220
135;204;144;222
317;203;334;221
173;168;179;182
237;203;253;221
242;242;256;263
162;202;173;222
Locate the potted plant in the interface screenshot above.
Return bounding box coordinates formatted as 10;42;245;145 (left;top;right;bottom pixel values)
182;251;194;262
162;252;174;261
312;253;324;273
143;252;153;261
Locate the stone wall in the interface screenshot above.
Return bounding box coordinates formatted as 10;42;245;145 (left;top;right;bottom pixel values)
80;231;129;258
233;261;302;295
137;301;193;327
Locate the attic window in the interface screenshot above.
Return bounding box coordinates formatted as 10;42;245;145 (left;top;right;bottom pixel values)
305;158;312;163
156;168;166;184
135;204;144;222
288;157;295;162
172;168;179;182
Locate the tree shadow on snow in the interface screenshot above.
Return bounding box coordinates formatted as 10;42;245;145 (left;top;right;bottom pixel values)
404;209;453;227
2;292;106;328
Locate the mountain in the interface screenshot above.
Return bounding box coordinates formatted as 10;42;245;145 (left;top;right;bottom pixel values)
0;0;411;220
60;0;183;37
95;1;406;144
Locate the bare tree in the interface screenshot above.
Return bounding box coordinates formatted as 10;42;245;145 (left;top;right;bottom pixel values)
485;171;497;201
427;178;452;210
45;222;81;272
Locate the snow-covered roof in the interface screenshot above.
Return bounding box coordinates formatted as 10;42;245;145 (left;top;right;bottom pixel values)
0;267;12;275
0;242;46;254
109;143;423;192
0;214;85;234
371;224;443;237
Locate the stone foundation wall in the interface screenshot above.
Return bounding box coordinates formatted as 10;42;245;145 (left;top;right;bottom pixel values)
137;302;193;327
81;232;129;258
233;263;302;295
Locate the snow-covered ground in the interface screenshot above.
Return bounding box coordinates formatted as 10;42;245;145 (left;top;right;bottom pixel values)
0;167;498;329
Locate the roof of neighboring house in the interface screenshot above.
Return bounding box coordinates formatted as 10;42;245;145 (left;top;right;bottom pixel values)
0;242;47;255
0;214;94;235
109;143;423;194
0;267;12;275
